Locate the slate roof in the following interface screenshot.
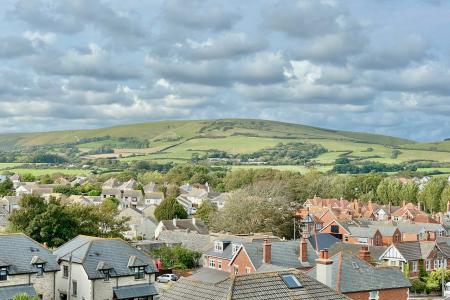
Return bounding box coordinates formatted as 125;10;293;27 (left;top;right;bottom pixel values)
102;188;122;196
347;226;378;238
389;241;439;261
113;283;158;299
307;252;411;293
307;233;340;252
123;190;143;198
0;234;59;275
102;178;120;189
241;240;318;270
144;192;164;199
160;219;209;235
54;235;157;280
161;269;349;300
0;208;9;227
188;267;230;284
204;241;240;260
329;242;387;263
0;284;36;300
143;182;157;193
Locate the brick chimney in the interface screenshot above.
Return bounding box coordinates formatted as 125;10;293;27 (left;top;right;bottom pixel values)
263;239;272;264
359;245;371;264
316;249;333;287
300;237;308;263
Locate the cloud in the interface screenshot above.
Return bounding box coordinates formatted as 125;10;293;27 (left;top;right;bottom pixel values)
30;44;141;80
0;36;34;58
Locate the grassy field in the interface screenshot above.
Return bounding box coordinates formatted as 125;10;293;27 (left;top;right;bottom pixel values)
0;163;25;169
3;168;90;176
229;165;333;173
0;119;448;172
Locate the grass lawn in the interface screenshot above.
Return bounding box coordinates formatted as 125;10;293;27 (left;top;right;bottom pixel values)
0;162;25;169
4;168;90;176
229;165;332;173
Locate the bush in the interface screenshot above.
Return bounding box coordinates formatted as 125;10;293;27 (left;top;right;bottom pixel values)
151;246;201;270
410;279;426;294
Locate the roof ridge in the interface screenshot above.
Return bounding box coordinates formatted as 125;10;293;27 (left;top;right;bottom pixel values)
335;252;343;293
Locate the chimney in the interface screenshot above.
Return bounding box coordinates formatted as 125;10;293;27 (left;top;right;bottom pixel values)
263;239;272;264
172;218;177;227
359;245;371;264
300;237;308;263
192;217;196;226
316;249;333;288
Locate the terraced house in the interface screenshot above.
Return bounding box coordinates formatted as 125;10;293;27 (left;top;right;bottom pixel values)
0;234;60;300
53;235;158;300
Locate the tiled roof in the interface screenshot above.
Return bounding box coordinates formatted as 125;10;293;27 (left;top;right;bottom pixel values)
160;219;209;235
161;269;349;300
329;242;387;263
54;235;157;279
243;240;318;270
307;233;340;252
307;252;411;293
0;284;36;299
0;234;60;275
347;226;378;238
113;283;158;299
387;241;441;261
102;188;122;196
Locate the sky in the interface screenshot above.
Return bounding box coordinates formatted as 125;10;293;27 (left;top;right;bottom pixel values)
1;0;450;141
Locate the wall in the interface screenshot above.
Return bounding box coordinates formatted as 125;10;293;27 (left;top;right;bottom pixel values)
345;288;408;300
93;274;154;300
0;272;56;300
203;256;232;272
230;249;256;275
55;262;92;300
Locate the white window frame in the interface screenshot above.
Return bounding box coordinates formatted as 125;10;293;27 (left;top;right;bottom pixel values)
214;242;223;252
425;259;431;271
369;290;379;300
218;260;222;270
245;267;251;274
209;259;216;268
412;261;418;272
232;243;240;255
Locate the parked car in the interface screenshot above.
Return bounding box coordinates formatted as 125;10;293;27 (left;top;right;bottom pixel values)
157;273;178;283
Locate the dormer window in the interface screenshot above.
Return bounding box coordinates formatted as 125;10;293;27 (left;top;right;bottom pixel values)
0;267;7;281
134;266;145;280
102;269;111;281
214;241;223;252
36;264;44;276
232;243;240;255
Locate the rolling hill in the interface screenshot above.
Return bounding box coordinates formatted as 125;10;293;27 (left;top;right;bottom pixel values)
0;119;449;173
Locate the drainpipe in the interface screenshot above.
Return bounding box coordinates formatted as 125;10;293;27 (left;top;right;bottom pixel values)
68;253;72;300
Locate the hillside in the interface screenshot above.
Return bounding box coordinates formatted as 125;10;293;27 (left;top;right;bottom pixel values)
0;119;449;174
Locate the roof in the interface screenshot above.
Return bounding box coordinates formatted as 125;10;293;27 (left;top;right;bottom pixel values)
144;192;164;199
0;284;36;300
307;233;340;252
102;178;120;189
241;240;318;270
54;235;157;279
0;208;9;227
160;219;209;235
119;179;137;191
386;241;439;261
329;242;387;263
0;234;59;275
113;283;158;299
347;226;378;238
307;252;411;293
143;182;157;193
189;267;230;284
161;269;349;300
123;190;143;198
204;240;240;260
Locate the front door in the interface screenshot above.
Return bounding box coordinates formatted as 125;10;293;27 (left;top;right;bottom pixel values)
60;293;67;300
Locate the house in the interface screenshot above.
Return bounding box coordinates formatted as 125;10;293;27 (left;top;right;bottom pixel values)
177;183;210;215
373;204;400;221
54;235;158;300
391;202;430;222
0;196;21;213
101;178;143;209
329;242;388;264
154;218;209;239
0;234;60;300
144;192;164;206
70;176;88;186
220;237;319;275
379;240;450;277
307;248;411;300
64;195;103;206
397;222;446;241
320;219;354;240
54;177;70;185
9;174;21;189
102;178;121;189
207;192;228;210
346;226;383;246
161;268;349;300
370;226;402;245
118;207;158;240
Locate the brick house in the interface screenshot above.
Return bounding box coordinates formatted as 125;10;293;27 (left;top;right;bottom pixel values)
346;227;383;246
308;247;411;300
378;241;450;277
0;234;60;300
320;220;352;241
374;227;402;245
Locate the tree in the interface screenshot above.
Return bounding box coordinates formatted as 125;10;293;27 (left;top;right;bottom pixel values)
154;198;188;221
195;200;217;225
377;178;403;205
21;173;36;182
151;245;201;270
0;178;13;196
419;177;448;212
441;184;450;210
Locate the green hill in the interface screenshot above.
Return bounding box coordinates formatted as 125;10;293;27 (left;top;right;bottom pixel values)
1;119;449;172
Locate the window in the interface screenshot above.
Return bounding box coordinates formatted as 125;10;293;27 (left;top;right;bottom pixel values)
233;265;239;275
245;267;251;274
425;259;431;271
357;237;368;245
0;267;7;281
344;235;349;242
434;258;445;270
214;242;223;252
134;266;145;280
103;270;111;281
209;259;216;268
412;261;418;272
36;264;44;276
63;266;69;278
38;295;43;300
72;280;77;297
369;290;379;300
217;260;222;270
232;243;240;255
331;225;339;233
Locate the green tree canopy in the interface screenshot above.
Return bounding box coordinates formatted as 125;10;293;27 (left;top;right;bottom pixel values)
154;198;188;221
195;200;217;225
